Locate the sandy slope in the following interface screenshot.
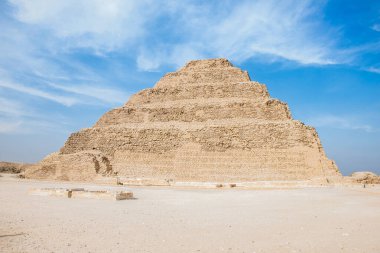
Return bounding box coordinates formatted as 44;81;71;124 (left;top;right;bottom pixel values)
0;176;379;253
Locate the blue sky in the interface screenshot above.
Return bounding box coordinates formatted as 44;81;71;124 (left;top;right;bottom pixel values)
0;0;379;175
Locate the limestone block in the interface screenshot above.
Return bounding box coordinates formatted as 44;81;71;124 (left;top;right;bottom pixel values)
70;190;133;200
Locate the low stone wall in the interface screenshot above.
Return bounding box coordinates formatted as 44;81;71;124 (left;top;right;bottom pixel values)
29;188;133;200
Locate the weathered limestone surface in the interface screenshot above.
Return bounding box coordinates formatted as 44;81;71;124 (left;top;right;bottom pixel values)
26;58;342;183
347;172;380;184
0;161;32;174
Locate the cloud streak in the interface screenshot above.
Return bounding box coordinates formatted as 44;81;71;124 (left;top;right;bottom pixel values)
372;24;380;32
9;0;155;52
0;97;29;117
8;0;341;71
0;120;22;133
306;115;377;133
0;80;79;106
46;82;130;105
366;67;380;74
135;0;341;70
0;94;73;134
207;1;337;64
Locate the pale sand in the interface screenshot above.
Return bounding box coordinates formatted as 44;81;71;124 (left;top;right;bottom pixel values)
1;176;380;253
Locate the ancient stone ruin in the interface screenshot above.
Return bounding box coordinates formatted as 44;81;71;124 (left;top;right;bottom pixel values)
26;58;342;185
29;188;133;200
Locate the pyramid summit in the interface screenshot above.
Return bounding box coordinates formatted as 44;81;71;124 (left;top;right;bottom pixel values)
26;58;342;185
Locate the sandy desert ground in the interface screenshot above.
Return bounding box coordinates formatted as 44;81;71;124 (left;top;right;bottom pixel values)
1;175;380;253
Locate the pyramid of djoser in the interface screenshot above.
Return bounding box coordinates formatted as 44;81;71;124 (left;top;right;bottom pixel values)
27;59;342;184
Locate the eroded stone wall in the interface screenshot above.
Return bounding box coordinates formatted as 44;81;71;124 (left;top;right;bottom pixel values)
27;58;342;183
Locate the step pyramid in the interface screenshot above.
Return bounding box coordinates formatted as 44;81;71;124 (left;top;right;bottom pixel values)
26;58;341;184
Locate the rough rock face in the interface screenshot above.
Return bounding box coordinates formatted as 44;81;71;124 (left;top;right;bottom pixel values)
0;161;32;174
348;172;380;184
26;58;342;183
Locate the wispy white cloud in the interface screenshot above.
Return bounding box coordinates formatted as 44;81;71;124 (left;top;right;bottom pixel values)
135;0;341;70
0;77;129;107
0;94;74;134
307;115;376;133
137;44;206;71
6;0;377;73
0;92;77;135
208;1;337;65
0;115;72;134
372;24;380;32
9;0;157;52
0;97;28;116
46;82;130;105
366;67;380;74
0;120;22;133
0;24;129;107
8;0;341;71
0;80;79;106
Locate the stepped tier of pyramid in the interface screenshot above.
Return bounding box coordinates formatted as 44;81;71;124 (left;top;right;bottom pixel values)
26;59;342;184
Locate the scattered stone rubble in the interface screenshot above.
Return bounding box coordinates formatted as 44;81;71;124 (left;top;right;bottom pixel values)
0;161;31;174
347;172;380;185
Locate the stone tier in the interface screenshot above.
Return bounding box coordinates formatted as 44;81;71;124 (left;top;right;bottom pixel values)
95;98;291;127
127;82;269;106
111;145;338;182
154;58;251;88
180;58;234;70
61;121;321;155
